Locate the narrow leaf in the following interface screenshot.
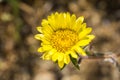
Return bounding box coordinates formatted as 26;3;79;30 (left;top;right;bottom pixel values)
69;55;80;70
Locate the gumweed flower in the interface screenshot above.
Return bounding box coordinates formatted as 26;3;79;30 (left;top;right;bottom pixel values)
34;12;95;69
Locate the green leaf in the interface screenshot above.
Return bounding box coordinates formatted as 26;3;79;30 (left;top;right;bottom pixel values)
69;55;80;70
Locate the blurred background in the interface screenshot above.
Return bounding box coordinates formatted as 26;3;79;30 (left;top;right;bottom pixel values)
0;0;120;80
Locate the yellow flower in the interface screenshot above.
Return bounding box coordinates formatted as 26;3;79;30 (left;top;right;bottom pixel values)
35;12;95;68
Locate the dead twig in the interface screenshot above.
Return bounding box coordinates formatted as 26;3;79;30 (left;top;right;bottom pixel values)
19;2;35;15
79;52;120;71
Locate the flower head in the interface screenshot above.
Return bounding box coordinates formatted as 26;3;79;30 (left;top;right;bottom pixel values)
35;12;95;69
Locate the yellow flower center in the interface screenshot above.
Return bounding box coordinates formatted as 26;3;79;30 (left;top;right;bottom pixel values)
51;29;79;52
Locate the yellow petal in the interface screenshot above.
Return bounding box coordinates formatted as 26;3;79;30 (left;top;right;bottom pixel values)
48;15;57;30
42;25;53;33
42;53;51;60
86;35;95;40
48;49;56;55
77;35;95;47
70;51;78;58
76;40;91;47
76;16;84;24
72;16;84;32
65;12;71;27
71;14;76;23
74;47;87;56
64;54;70;64
55;13;61;28
42;39;51;45
81;23;86;30
34;34;44;40
42;49;56;60
58;13;66;29
41;19;49;27
41;19;54;35
79;28;92;39
36;26;42;33
53;12;60;29
37;45;52;52
57;53;64;61
52;53;58;62
58;60;64;68
37;47;43;52
59;13;66;29
73;22;81;32
70;14;76;29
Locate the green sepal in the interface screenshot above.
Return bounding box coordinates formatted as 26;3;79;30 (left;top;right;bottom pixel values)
85;51;91;56
69;55;80;70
